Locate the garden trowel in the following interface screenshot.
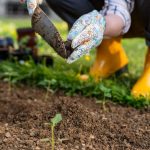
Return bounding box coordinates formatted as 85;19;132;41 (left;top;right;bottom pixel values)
31;6;73;59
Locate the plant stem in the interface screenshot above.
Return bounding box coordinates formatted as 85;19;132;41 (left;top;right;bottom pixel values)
44;82;50;101
44;88;49;101
8;76;12;95
102;96;106;111
51;125;55;150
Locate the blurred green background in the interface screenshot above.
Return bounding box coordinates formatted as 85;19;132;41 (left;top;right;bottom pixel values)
0;17;147;76
0;17;149;107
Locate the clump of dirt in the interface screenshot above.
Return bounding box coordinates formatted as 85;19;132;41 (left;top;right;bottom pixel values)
0;81;149;150
64;40;74;58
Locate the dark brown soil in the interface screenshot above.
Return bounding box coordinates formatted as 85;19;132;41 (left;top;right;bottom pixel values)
64;40;74;58
0;82;149;150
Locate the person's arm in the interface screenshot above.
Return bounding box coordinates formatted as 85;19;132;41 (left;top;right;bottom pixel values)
101;0;135;37
66;13;124;63
67;1;134;63
104;14;124;37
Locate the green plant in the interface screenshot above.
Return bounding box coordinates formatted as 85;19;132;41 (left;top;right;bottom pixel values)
50;114;62;150
40;114;62;149
8;75;12;95
96;84;112;111
44;80;51;101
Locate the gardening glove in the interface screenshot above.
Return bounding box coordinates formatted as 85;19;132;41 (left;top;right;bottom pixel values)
67;10;106;64
20;0;42;15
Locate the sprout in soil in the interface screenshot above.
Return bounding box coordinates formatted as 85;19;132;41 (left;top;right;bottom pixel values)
40;113;62;148
50;113;62;150
40;114;62;150
96;84;112;111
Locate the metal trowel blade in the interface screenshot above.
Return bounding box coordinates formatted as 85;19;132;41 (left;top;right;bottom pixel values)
31;7;67;58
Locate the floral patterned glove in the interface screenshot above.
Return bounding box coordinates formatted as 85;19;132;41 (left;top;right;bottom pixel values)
67;10;105;64
26;0;37;15
20;0;42;15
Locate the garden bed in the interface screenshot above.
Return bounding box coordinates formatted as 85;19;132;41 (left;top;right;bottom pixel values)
0;81;149;150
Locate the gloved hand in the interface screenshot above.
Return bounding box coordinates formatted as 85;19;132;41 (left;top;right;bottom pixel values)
67;10;105;64
20;0;43;15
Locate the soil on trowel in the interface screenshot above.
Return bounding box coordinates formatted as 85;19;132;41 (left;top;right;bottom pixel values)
0;81;149;150
64;40;74;58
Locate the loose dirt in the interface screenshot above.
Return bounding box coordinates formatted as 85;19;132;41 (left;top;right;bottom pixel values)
0;82;149;150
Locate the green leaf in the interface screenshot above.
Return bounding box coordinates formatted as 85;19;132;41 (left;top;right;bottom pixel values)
104;92;112;98
51;114;62;126
100;84;111;93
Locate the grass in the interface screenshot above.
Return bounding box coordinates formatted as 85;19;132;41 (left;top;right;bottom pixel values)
0;17;149;108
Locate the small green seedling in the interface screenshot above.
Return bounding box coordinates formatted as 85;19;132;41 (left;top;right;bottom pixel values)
44;81;50;101
50;114;62;150
96;84;112;111
40;114;62;148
